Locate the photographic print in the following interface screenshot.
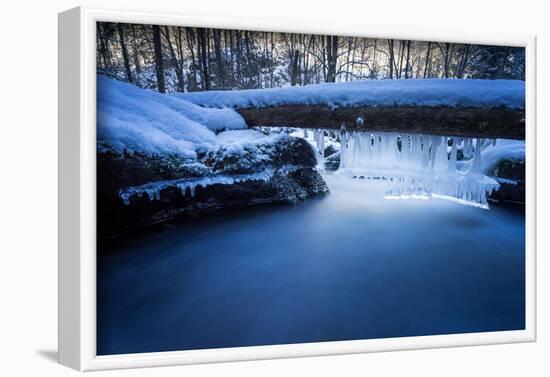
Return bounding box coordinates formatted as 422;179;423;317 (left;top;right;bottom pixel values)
95;21;526;356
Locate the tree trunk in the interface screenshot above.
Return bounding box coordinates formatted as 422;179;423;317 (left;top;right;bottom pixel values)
397;41;404;79
236;31;242;86
404;40;411;79
325;35;338;82
387;40;395;79
270;33;275;87
131;25;141;75
442;42;451;79
152;25;166;93
117;24;134;84
163;26;185;92
197;28;210;91
423;42;431;78
456;44;471;78
345;37;353;81
185;28;198;91
213;29;225;88
229;30;235;85
290;49;300;86
97;23;111;71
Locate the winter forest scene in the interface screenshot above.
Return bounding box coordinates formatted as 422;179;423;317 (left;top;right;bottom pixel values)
96;22;526;355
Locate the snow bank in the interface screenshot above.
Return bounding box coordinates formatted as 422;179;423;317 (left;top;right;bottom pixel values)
173;79;525;110
215;129;285;155
97;76;246;157
481;139;526;174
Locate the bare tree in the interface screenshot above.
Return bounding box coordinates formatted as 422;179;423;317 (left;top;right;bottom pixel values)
97;21;526;92
162;26;184;92
213;29;225;88
423;42;432;78
404;40;411;79
152;25;165;93
325;35;338;82
197;28;210;90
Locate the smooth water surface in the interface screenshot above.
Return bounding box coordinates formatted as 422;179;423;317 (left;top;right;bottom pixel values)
97;175;525;355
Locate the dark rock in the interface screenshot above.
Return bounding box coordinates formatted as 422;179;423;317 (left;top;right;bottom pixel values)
204;136;317;175
487;158;525;205
324;151;341;171
485;158;525;181
490;181;525;205
324;144;338;158
98;136;328;242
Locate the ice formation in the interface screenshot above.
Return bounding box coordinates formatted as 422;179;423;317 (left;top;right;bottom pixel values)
118;166;302;205
119;169;276;205
312;129;326;172
336;131;501;209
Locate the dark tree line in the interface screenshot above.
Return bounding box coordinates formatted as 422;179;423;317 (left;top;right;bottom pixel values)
97;22;525;93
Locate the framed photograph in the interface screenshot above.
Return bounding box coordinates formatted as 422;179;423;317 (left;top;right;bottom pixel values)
58;6;536;371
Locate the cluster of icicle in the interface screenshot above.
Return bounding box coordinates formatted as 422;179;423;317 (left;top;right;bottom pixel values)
336;131;500;209
303;129;327;172
119;169;275;205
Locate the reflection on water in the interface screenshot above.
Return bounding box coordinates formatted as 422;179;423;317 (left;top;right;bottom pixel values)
97;175;525;355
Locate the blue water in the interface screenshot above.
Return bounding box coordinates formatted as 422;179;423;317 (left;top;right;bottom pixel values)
97;176;525;355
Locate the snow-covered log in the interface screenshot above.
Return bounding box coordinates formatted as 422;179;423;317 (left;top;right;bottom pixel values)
174;79;525;139
236;105;525;139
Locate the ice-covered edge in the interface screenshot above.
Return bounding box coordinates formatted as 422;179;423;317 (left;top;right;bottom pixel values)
118;166;301;205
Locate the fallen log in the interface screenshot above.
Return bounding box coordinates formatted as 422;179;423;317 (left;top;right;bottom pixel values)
237;105;525;140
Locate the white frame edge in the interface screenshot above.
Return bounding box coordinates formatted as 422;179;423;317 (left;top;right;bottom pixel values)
58;6;537;372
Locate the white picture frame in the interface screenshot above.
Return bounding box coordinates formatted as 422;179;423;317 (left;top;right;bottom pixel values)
58;6;537;371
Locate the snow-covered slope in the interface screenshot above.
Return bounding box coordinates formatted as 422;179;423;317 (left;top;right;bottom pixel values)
97;76;247;157
172;79;525;110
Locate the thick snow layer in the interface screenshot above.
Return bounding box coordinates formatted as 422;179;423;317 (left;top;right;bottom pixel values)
173;79;525;110
97;76;246;157
215;129;285;155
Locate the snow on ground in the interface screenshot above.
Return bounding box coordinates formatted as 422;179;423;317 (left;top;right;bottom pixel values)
97;76;247;157
173;79;525;109
215;129;285;155
481;139;526;173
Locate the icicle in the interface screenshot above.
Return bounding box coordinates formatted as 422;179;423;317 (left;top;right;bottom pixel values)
336;130;500;209
317;129;325;173
448;138;459;172
462;138;473;159
469;138;483;174
433;136;449;172
338;130;348;170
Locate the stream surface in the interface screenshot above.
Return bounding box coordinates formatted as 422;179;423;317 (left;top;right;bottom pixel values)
97;175;525;355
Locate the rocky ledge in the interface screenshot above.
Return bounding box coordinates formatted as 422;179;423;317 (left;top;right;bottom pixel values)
98;135;328;241
487;158;525;205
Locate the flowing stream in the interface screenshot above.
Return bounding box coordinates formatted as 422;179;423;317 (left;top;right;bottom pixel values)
98;174;525;355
